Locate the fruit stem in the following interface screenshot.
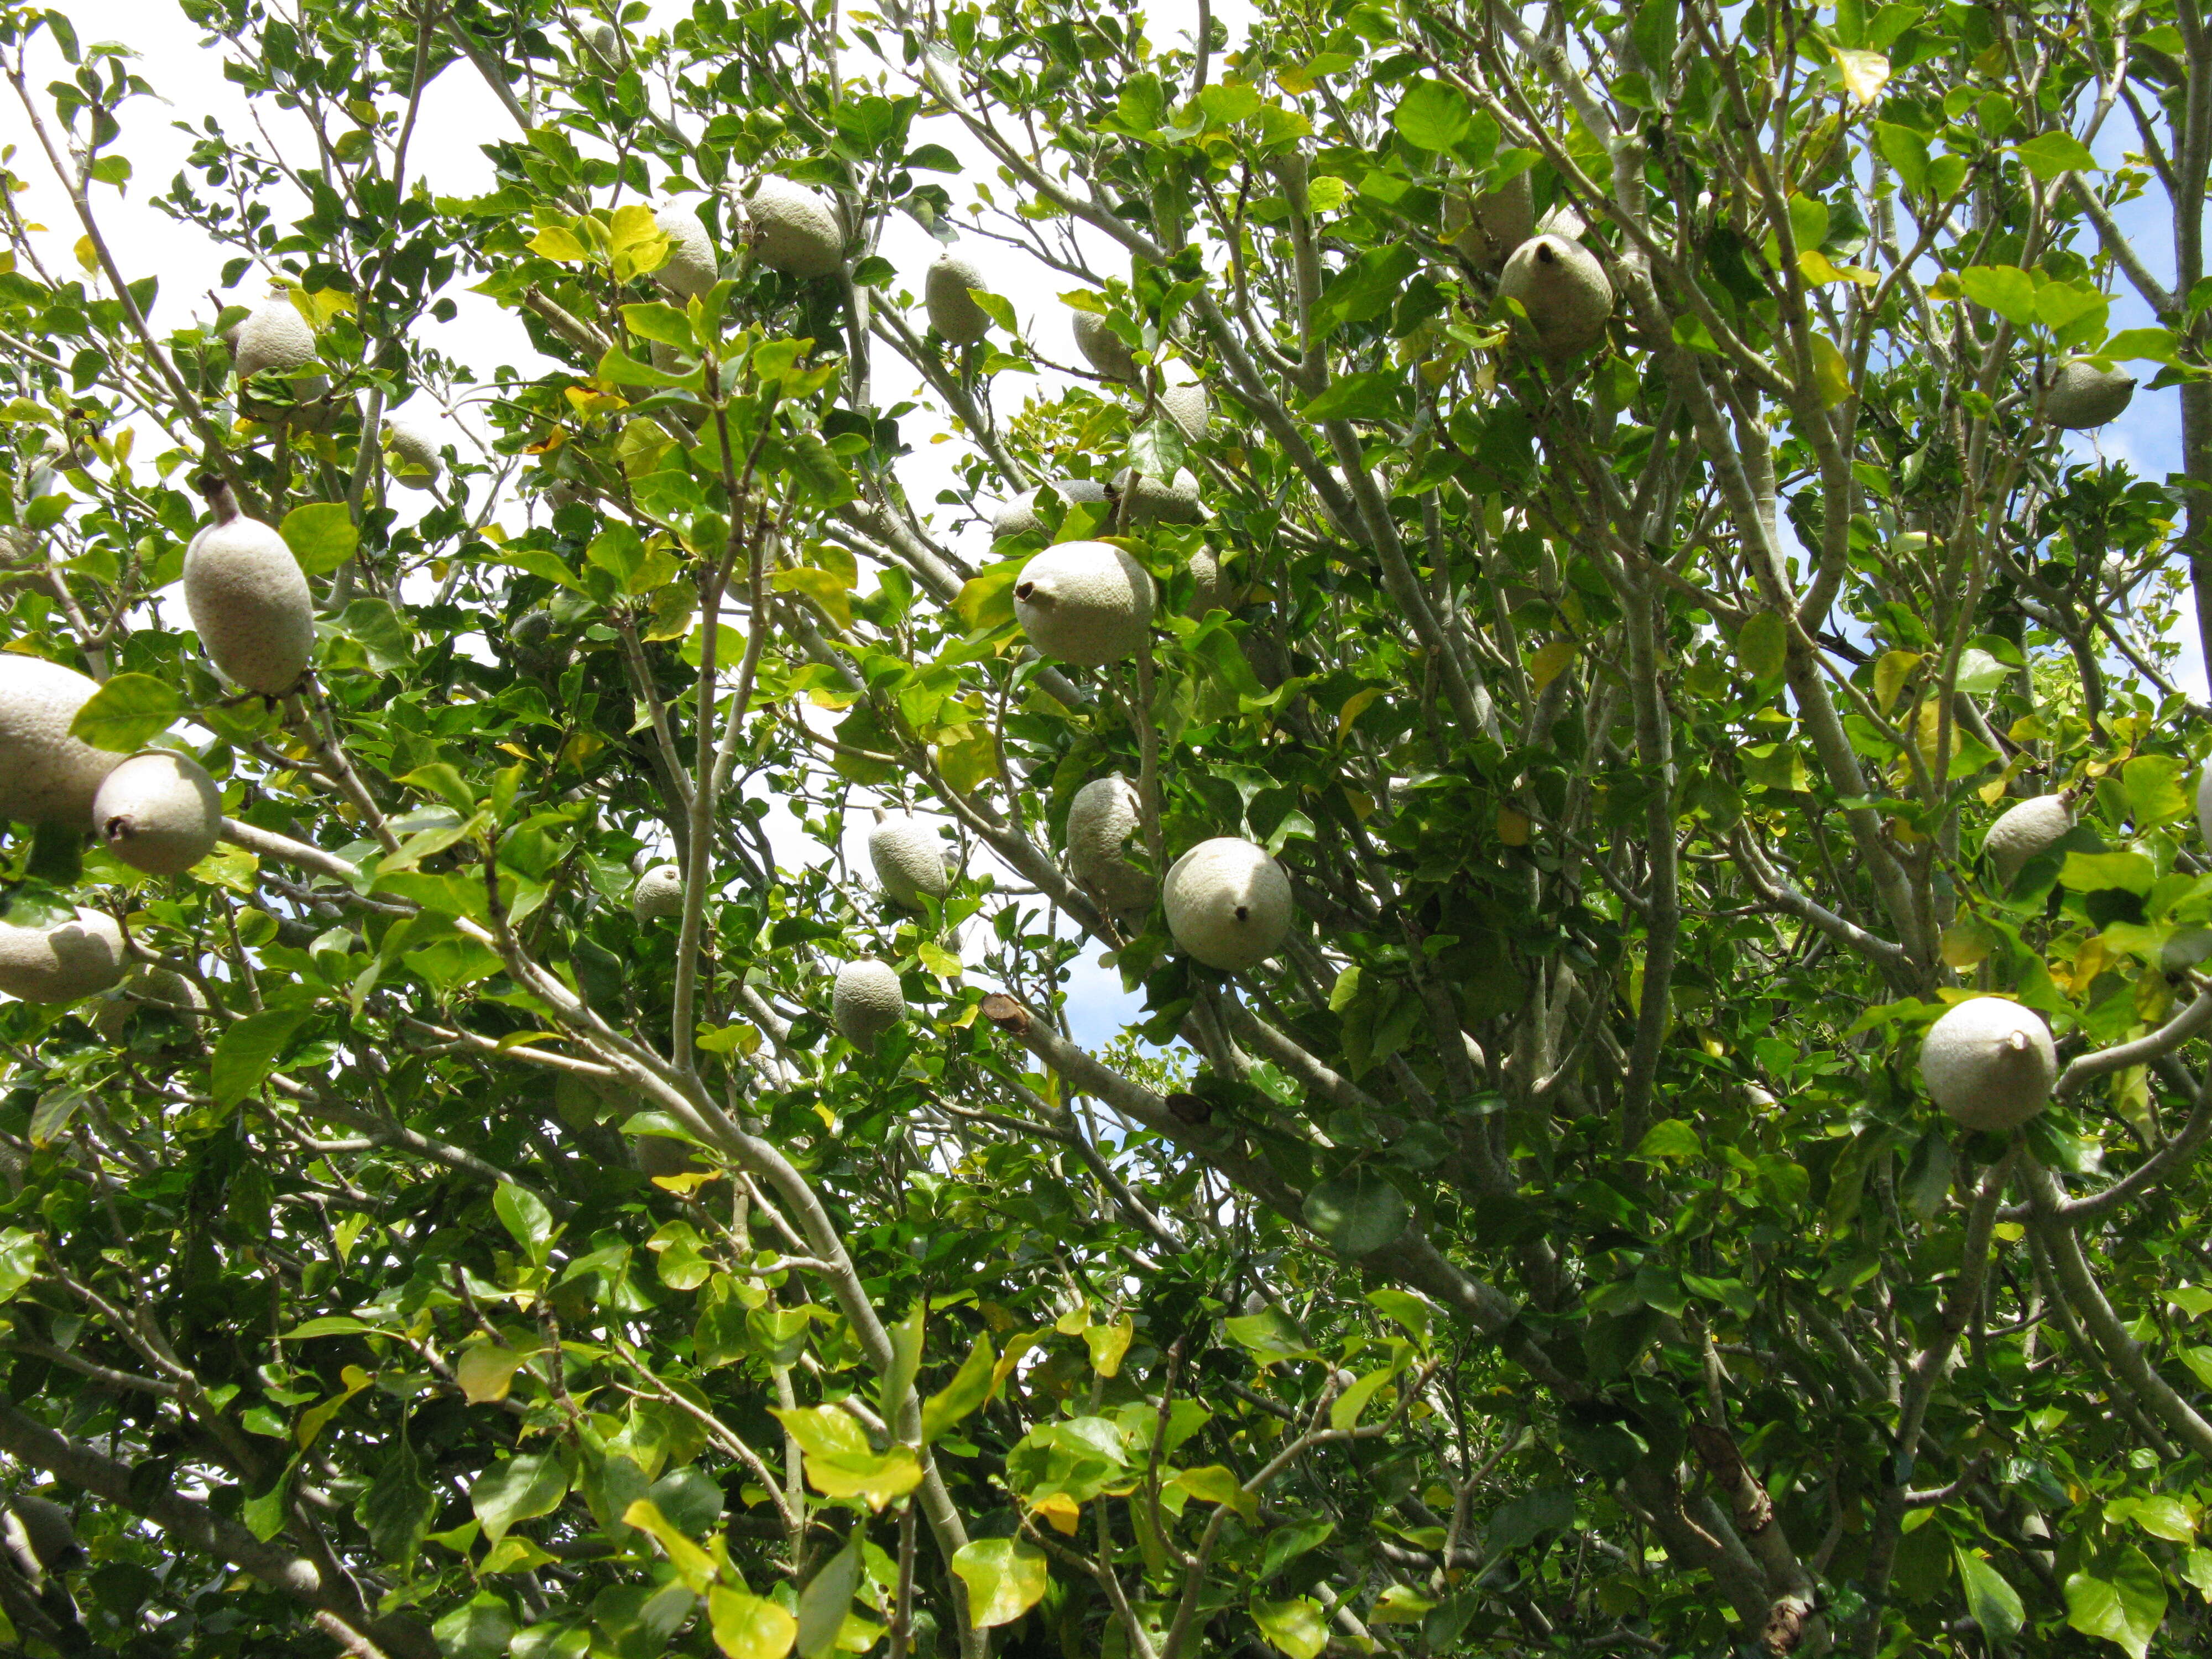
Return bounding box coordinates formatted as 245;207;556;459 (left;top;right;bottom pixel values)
195;471;242;525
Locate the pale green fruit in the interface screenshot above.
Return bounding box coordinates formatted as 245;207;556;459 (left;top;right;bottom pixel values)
1442;170;1535;268
0;654;123;826
993;478;1108;540
1071;307;1139;382
184;478;316;695
92;966;206;1039
631;863;684;921
833;958;905;1053
654;204;720;300
7;1495;81;1571
1013;541;1155;666
926;250;992;345
92;750;222;877
587;22;621;65
1160;383;1210;445
0;906;126;1004
1536;203;1588;239
1919;997;2056;1131
508;608;570;677
2043;359;2136;429
1066;774;1154;916
1984;794;2070;887
1114;467;1203;528
739;177;843;279
1497;234;1614;358
384;415;445;491
0;525;41;600
232;298;321;385
1186;547;1222;617
1164;838;1293;971
870;811;952;906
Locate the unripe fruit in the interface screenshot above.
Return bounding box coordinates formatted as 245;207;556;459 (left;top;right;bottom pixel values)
0;525;40;601
0;906;126;1004
1187;548;1222;617
0;654;124;826
1164;838;1293;971
993;478;1108;541
1071;309;1139;382
92;965;206;1039
1160;383;1210;445
738;177;844;279
632;864;684;921
184;477;317;696
232;298;321;387
1066;774;1155;916
8;1495;82;1571
1114;467;1203;528
833;958;905;1053
636;1134;705;1178
870;810;952;907
92;750;222;877
509;608;570;677
1497;235;1614;358
2044;359;2136;430
1920;997;2057;1131
654;203;719;300
1984;794;2070;887
587;22;621;65
384;415;445;491
1536;204;1588;239
926;250;992;345
1442;170;1535;269
1013;541;1155;666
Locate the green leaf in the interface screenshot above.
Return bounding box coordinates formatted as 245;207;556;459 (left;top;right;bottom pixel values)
433;1593;519;1659
1249;1597;1327;1659
339;597;414;672
472;1452;572;1544
953;563;1020;630
1391;81;1472;150
1956;1548;2024;1641
951;1538;1050;1630
1488;1488;1574;1552
0;1230;40;1305
1736;610;1789;686
67;672;184;751
2122;754;2190;830
922;1336;998;1442
2061;851;2157;896
622;302;696;349
798;1528;865;1656
1328;1363;1398;1430
2109;1495;2196;1543
1223;1308;1315;1364
711;1589;799;1659
2065;1547;2166;1659
1873;122;1930;195
211;1009;310;1109
1300;371;1406;424
2016;132;2099;180
1632;1118;1702;1163
495;1182;557;1263
1956;265;2039;327
279;502;358;576
362;1442;437;1566
1302;1170;1409;1256
1129;415;1186;481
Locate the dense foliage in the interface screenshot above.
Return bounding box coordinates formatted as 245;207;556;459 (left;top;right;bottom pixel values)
4;0;2212;1655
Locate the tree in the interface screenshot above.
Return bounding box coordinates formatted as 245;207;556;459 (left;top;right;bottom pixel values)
2;0;2211;1653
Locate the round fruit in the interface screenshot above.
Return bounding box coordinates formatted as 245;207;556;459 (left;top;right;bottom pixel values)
92;750;222;877
509;608;570;677
1114;467;1203;528
870;810;952;907
8;1495;82;1571
653;203;720;300
993;478;1109;541
91;966;206;1039
1919;997;2057;1131
0;654;124;826
0;906;127;1004
587;22;621;65
1071;308;1139;382
1013;541;1155;666
926;251;991;345
232;298;321;386
833;958;905;1053
2044;359;2136;430
1066;774;1155;916
1160;383;1210;445
1164;838;1293;971
184;476;317;696
1497;235;1614;358
1984;794;2070;887
1187;548;1222;617
1443;170;1535;268
384;415;444;491
631;863;684;921
738;177;843;279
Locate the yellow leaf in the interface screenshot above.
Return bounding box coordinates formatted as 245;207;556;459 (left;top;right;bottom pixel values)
771;566;855;630
653;1170;720;1196
456;1343;534;1405
1874;649;1922;713
74;235;98;271
1496;807;1531;847
1939;921;1994;969
1031;1493;1082;1536
528;224;591;263
1335;686;1383;742
1529;639;1575;691
711;1588;799;1659
1809;333;1852;408
1798;249;1879;287
1082;1316;1134;1378
1833;48;1890;103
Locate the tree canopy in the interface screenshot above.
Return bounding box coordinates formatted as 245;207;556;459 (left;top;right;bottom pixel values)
3;1;2212;1656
